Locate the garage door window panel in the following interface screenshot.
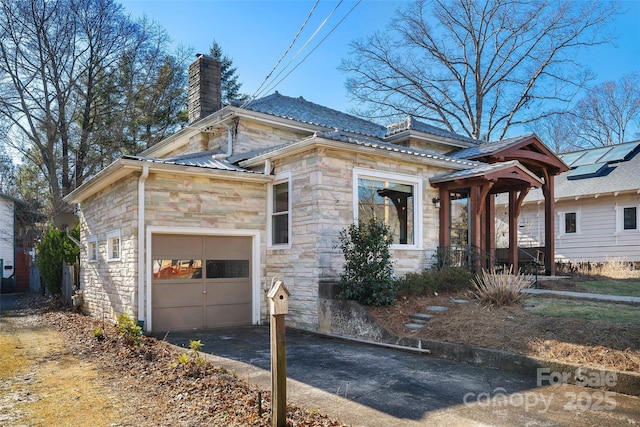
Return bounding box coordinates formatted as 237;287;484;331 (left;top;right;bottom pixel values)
206;260;250;278
153;259;203;279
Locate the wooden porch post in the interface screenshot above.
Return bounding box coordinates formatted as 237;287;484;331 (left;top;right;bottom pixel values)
439;188;450;249
508;190;518;269
469;186;482;271
485;193;495;269
543;173;556;276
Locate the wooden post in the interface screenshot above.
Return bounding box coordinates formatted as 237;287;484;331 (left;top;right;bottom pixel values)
267;279;290;427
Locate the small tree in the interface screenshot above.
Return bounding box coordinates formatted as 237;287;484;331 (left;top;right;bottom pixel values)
37;225;80;295
338;218;396;306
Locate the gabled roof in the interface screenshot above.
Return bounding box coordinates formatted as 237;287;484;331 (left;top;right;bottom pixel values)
448;133;568;176
243;92;386;138
430;160;543;192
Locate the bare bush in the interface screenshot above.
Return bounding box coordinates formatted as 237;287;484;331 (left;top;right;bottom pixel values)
470;266;533;306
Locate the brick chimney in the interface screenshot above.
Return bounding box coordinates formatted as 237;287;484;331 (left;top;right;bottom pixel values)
188;54;221;124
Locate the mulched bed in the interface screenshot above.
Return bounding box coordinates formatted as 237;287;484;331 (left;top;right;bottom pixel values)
370;292;640;373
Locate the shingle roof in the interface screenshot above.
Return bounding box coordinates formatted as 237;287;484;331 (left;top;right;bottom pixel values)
242;92;386;138
522;141;640;202
385;116;478;145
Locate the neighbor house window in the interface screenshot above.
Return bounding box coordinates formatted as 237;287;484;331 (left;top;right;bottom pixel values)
623;207;637;230
106;230;121;261
353;169;421;247
560;210;580;235
269;173;291;247
617;205;639;233
564;212;577;234
87;236;98;262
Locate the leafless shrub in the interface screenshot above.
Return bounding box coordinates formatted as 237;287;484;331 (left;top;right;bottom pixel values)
470;266;533;307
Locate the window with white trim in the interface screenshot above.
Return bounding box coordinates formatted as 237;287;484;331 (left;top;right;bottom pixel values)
87;236;98;262
354;169;421;247
269;174;291;246
106;230;121;261
616;205;639;233
559;210;580;235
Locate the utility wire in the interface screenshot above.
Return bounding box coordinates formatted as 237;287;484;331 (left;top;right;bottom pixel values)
241;0;320;109
263;0;361;96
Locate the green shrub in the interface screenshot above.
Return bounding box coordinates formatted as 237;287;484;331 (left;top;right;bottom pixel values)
470;266;533;306
37;225;80;295
338;218;396;306
116;313;142;346
395;266;473;296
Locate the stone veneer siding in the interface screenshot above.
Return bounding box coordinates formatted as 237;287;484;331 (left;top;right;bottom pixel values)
266;144;448;330
79;175;138;322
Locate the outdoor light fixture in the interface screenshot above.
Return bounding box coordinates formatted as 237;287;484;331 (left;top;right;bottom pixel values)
432;197;440;208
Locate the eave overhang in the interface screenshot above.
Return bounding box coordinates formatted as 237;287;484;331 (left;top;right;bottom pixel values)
64;157;272;204
430;160;543;193
240;134;482;171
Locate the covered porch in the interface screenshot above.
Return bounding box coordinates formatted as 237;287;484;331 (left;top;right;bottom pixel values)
431;135;569;275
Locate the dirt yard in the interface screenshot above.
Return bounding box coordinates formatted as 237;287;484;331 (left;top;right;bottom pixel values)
0;294;342;427
369;281;640;373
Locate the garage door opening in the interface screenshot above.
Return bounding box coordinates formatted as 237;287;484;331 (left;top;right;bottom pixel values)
151;234;252;332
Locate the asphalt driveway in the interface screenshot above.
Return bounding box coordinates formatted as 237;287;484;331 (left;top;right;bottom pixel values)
163;326;639;426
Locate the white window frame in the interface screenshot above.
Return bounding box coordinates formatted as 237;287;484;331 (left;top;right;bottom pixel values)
616;204;640;234
559;209;581;236
106;230;121;261
86;236;98;262
352;168;423;250
267;172;292;249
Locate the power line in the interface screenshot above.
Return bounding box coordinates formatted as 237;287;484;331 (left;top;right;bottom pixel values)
263;0;361;96
242;0;320;108
254;0;345;100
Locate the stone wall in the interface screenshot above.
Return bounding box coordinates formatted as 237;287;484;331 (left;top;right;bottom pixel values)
79;175;138;322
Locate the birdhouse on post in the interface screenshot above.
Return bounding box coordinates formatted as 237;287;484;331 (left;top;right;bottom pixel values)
267;278;290;427
267;279;290;316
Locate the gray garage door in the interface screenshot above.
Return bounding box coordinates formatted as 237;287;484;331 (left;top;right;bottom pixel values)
151;234;252;332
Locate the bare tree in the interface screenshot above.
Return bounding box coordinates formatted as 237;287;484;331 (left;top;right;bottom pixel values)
0;0;187;215
341;0;619;141
567;72;640;147
526;113;575;153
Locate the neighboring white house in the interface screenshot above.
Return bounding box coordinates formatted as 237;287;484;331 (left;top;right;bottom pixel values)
497;140;640;264
64;54;566;333
0;193;15;285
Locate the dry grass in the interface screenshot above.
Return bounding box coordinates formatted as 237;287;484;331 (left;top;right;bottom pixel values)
558;258;640;279
470;266;533;306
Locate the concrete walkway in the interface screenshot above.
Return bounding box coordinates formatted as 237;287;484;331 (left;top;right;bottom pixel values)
523;288;640;303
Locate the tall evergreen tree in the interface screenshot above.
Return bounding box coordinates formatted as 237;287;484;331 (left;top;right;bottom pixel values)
209;40;249;105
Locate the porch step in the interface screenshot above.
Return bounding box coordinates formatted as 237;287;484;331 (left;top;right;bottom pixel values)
426;305;449;312
404;322;426;330
409;313;434;322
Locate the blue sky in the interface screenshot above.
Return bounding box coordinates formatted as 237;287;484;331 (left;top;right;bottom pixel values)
121;0;640;118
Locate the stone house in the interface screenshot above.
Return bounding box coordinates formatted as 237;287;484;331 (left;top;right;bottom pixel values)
64;55;566;332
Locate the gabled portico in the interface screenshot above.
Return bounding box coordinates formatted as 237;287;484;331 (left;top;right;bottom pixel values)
432;135;569;275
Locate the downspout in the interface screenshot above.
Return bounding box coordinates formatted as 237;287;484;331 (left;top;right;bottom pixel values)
137;165;149;329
